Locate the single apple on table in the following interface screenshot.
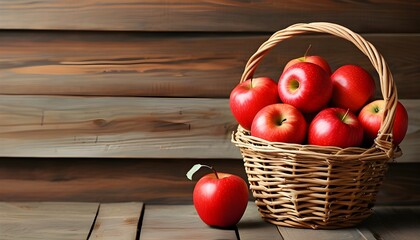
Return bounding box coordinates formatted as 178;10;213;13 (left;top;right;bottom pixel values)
251;103;307;144
331;65;376;113
308;108;364;148
358;100;408;146
278;62;332;113
186;164;249;228
230;77;280;130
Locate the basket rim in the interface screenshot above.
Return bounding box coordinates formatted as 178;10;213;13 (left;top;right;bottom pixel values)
236;22;399;158
232;125;400;161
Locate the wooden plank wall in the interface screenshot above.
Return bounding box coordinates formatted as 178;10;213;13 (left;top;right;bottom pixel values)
0;0;419;203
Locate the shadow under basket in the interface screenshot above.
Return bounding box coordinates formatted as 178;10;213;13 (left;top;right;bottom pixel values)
231;22;402;229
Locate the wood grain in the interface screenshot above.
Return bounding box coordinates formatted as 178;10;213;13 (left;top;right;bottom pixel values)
0;95;239;159
0;202;418;239
0;0;418;32
0;32;418;99
141;205;204;229
247;191;418;239
0;158;247;204
0;158;418;205
360;206;420;240
140;205;237;240
277;226;374;240
376;162;420;205
89;202;143;240
0;202;98;240
0;96;418;160
237;203;283;240
275;206;420;240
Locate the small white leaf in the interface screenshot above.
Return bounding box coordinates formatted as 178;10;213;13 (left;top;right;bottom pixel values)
186;164;203;180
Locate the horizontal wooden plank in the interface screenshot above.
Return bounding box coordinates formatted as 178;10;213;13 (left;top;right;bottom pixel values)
89;202;143;240
237;203;282;240
277;224;374;240
140;228;237;240
141;205;205;229
0;96;417;160
0;202;99;240
0;95;240;159
276;206;420;240
376;162;420;205
359;206;420;240
140;205;237;240
0;1;418;32
0;158;418;205
0;158;242;204
0;202;417;240
0;32;418;99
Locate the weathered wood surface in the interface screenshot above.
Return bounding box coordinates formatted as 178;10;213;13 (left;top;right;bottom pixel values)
139;205;237;240
0;0;417;32
0;157;418;205
88;202;143;240
361;206;420;240
0;95;239;159
0;158;238;203
0;95;417;160
277;225;376;240
237;203;282;240
275;205;420;240
377;162;420;206
0;202;99;240
0;202;418;240
0;0;417;221
0;32;418;99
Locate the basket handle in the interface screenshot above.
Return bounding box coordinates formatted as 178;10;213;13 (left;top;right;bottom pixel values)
240;22;398;156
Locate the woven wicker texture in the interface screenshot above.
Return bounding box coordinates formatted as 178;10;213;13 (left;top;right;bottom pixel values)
232;22;400;229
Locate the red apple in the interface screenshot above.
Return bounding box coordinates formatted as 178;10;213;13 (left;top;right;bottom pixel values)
187;164;249;228
251;103;307;143
284;55;332;75
278;62;332;113
358;100;408;146
308;108;364;148
230;77;280;130
331;65;375;113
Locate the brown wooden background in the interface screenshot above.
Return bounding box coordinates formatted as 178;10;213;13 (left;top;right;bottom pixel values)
0;0;419;204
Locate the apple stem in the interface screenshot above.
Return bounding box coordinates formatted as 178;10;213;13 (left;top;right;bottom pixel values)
277;118;287;126
342;109;350;122
186;164;219;180
304;44;312;60
206;165;220;179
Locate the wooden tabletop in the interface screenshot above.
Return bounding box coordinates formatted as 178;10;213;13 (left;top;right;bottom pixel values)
0;202;418;240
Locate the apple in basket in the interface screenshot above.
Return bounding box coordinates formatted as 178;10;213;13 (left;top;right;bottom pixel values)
308;108;364;148
358;100;408;146
230;77;280;130
278;62;332;113
331;65;376;113
284;51;332;75
251;103;307;144
186;164;249;228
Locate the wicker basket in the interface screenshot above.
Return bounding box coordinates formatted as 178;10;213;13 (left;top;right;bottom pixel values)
231;22;401;229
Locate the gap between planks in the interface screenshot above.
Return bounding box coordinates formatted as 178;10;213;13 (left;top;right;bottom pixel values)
88;202;144;240
138;202;282;240
0;202;145;240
